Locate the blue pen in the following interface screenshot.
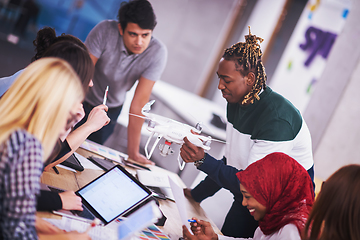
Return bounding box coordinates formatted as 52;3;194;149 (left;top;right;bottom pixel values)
188;219;197;223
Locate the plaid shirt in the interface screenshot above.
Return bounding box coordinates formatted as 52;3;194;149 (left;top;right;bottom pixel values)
0;129;43;240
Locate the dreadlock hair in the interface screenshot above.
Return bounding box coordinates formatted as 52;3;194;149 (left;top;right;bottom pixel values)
223;26;267;105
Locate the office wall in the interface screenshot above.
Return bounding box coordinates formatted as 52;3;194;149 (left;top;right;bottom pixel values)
304;0;360;181
312;58;360;181
149;0;237;94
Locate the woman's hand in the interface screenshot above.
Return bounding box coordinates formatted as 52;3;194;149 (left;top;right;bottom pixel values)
59;191;83;211
83;104;110;132
182;218;218;240
36;216;63;234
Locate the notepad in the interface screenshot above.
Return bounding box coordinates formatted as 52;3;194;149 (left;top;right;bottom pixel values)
136;170;170;188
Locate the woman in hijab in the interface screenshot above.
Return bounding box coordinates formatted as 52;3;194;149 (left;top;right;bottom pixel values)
183;152;314;240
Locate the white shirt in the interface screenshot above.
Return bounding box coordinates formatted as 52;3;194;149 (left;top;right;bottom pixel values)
218;224;301;240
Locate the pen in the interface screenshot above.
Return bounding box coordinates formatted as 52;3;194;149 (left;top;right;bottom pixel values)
188;219;197;223
52;166;59;174
102;86;109;105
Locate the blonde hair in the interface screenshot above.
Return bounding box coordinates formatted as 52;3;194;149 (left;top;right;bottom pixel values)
0;57;84;160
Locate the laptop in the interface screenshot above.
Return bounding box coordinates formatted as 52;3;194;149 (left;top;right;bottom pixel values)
51;165;152;225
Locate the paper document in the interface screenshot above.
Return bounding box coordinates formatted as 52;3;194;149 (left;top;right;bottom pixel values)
136;170;170;188
168;176;190;230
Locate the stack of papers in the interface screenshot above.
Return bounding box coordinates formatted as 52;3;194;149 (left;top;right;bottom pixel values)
80;139;128;163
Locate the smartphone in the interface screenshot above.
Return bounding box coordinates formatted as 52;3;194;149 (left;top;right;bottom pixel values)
60;154;84;171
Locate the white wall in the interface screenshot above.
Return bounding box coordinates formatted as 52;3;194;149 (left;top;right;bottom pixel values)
149;0;237;94
304;0;360;181
312;59;360;181
270;0;351;113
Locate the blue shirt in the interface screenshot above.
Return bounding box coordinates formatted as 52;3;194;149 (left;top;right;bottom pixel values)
0;69;23;97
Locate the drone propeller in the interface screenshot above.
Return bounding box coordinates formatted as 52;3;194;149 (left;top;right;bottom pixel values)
129;113;148;120
209;138;227;144
187;112;215;135
197;135;226;144
142;99;155;114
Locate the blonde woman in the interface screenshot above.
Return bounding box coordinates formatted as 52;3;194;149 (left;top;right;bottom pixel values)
0;58;90;239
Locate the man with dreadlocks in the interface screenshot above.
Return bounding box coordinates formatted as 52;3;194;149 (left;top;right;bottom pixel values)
180;27;314;238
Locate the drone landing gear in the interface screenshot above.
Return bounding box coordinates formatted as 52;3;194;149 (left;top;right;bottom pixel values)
177;154;186;171
145;132;162;159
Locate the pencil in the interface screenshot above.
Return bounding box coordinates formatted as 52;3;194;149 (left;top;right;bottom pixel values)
52;166;59;174
102;86;109;105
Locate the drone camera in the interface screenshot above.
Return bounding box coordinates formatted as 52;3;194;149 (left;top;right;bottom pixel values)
159;141;174;157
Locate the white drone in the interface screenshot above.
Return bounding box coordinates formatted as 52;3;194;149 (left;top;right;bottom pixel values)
130;100;226;170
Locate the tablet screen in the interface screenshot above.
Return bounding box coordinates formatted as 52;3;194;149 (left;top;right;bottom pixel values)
77;165;151;223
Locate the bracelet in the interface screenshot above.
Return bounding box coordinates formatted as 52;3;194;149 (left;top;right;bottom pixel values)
194;153;206;168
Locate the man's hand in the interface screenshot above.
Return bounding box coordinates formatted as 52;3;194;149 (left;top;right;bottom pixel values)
59;191;83;211
180;137;205;163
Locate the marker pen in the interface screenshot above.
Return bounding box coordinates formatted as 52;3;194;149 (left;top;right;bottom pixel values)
102;86;109;105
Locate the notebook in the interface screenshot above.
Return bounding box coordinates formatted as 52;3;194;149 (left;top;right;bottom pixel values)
53;165;152;225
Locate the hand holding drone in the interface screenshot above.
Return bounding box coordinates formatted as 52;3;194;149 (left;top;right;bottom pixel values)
130;100;226;170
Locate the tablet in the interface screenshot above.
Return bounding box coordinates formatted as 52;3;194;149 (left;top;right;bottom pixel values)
55;165;152;225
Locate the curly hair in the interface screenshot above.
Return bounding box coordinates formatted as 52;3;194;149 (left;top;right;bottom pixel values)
31;27;94;93
223;26;267;105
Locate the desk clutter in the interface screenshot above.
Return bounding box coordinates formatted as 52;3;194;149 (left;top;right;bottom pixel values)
80;139;128;164
43;217;170;240
40;140;220;239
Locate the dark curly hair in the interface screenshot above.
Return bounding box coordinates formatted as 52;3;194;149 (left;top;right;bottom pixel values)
223;26;267;105
32;27;94;93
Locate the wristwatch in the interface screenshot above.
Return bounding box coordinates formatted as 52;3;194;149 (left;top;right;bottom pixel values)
194;153;206;168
